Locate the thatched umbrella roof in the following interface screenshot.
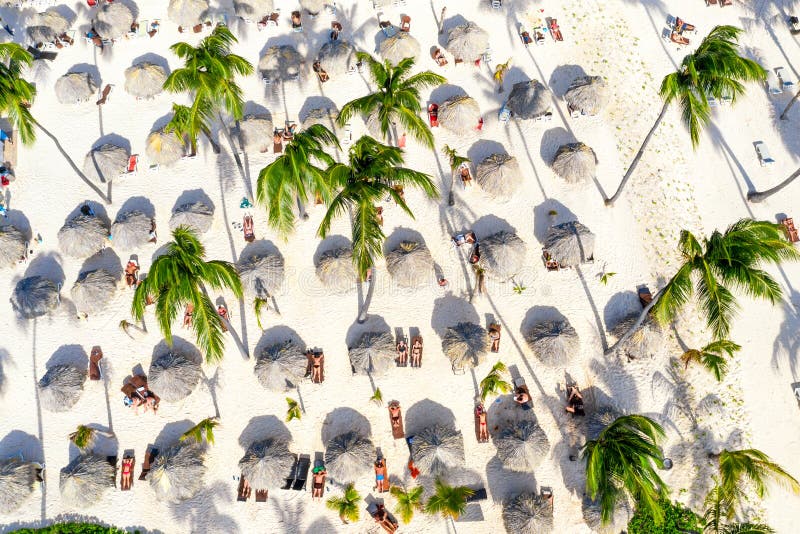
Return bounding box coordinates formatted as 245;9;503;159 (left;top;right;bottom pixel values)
95;2;134;40
476;153;522;202
26;26;57;44
83;143;129;183
379;32;420;65
348;331;395;377
124;62;167;99
55;72;98;104
302;107;339;131
478;231;526;280
11;276;59;319
502;492;554;534
442;322;488;369
439;95;481;135
524;319;579;367
234;0;274;18
565;76;608;116
58;214;108;258
0;225;26;269
38;364;86;412
446;22;488;62
148;350;202;402
316;247;356;292
238;251;285;299
111;210;152;249
237;115;273;153
168;0;209;27
33;10;69;34
506;80;552;120
239;438;294;489
496;420;550;472
610;314;666;361
146;128;184;166
0;459;37;514
254;340;306;392
71;269;116;316
60;454;114;507
552;143;597;184
324;431;375;482
170;201;213;235
410;424;465;477
543;221;595;268
150;441;206;503
259;45;303;83
583;495;632;534
300;0;324;13
386;241;433;288
317;40;355;77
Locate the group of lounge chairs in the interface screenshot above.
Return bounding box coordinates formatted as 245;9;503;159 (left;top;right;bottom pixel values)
272;121;298;153
377;12;410;38
121;371;160;414
395;335;422;367
237;453;312;502
106;445;158;492
666;15;696;46
519;18;563;47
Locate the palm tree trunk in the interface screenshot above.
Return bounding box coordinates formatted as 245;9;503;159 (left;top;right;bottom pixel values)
358;267;376;323
605;101;670;206
780;88;800;120
747;166;800;202
217;113;252;199
603;285;666;355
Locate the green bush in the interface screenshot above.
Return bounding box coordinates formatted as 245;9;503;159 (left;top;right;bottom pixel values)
11;523;132;534
628;499;701;534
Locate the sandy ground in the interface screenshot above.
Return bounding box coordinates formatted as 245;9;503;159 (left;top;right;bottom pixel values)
0;0;799;532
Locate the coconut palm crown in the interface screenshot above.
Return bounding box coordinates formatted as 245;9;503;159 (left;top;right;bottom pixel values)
425;479;474;523
0;43;36;144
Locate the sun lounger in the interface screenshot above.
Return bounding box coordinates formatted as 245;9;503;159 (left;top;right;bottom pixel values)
341;123;352;145
388;400;405;439
400;15;410;32
313;61;330;83
755;141;774;166
410;335;423;367
139;447;158;481
519;25;533;47
369;503;399;533
638;286;653;307
312;465;327;498
330;21;342;40
466;487;488;502
255;489;268;501
491;0;502;8
428;104;439;127
120;456;134;490
499;103;511;124
431;47;448;67
565;384;586;417
291;11;302;31
548;19;563;41
124;154;138;176
513;377;533;410
292;455;310;490
776;66;796;90
89;346;103;381
669;32;689;46
243;214;255;242
542;250;559;271
378;13;397;37
706;0;718;5
791;16;800;34
273;130;284;153
780;217;799;243
237;473;251;501
766;69;783;95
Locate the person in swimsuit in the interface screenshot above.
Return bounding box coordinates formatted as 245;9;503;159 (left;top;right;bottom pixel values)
396;339;408;366
388;401;401;429
311;351;324;383
410;338;422;367
514;389;530;406
476;403;489;442
125;261;139;287
374;504;397;532
121;457;133;489
183;304;194;327
312;467;326;499
488;324;501;353
217;305;228;332
374;458;388;492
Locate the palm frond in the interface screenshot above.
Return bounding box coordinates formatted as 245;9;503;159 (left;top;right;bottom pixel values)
391;485;424;524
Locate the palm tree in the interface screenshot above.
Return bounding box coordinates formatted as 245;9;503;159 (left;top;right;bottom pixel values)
326;483;361;524
606;26;765;205
442;144;469;206
581;414;668;525
165;101;219;157
703;484;775;534
607;219;799;355
425;479;474;530
180;417;219;445
318;136;438;322
680;339;740;381
253;297;268;330
0;43;36;144
131;227;243;363
69;425;96;451
256;124;338;237
479;361;512;401
747;168;800;203
391;485;424;524
493;58;512;93
337;54;445;148
285;397;301;422
717;449;800;518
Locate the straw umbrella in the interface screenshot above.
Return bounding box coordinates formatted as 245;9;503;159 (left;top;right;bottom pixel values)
259;45;303;83
438;95;481;135
0;225;26;269
496;420;550;472
386;241;433;288
55;72;98;104
583;495;632;534
502;492;554;534
38;364;86;412
26;26;57;45
379;32;420;65
446;22;488;62
237;115;273;153
58;214;108;258
543;221;595;268
0;459;38;514
348;331;395;377
238;252;285;299
610;314;666;361
33;10;69;34
60;454;115;507
552;143;597;184
478;231;526;281
506;80;552;120
170;202;214;235
111;210;153;249
302;107;339;131
95;2;134;40
564;75;608;117
300;0;324;14
476;153;522;202
11;276;59;319
148;350;202;402
316;247;356;293
324;431;375;482
317;40;355;78
234;0;273;18
410;424;465;477
524;319;579;367
150;441;206;503
146;128;184;166
254;340;306;392
124;62;167;99
442;322;488;370
71;269;116;317
239;438;294;489
168;0;210;28
83;143;130;183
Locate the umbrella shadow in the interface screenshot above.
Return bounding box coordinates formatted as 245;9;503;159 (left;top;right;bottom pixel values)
91;132;131;154
131;52;171;74
603;290;640;329
429;83;469;104
438;14;470;48
0;430;43;463
548;64;588;98
299;95;339;122
345;315;391;348
531;199;577;244
382;226;426;255
168;481;240;534
485;456;537;503
254;325;306;356
4;209;32;239
79;247;122;276
431;295;479;338
313;235;351;265
151;336;203;365
472;214;516;238
404;399;457;437
238;415;292;449
173;189;215;214
467;139;507;164
540;126;576;164
520;305;568;334
45;344;88;370
22;251;65;287
117;195;156;219
153;419;195;449
321;407;372;443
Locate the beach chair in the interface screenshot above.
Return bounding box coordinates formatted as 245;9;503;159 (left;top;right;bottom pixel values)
284;121;297;140
138;447;158;480
410;335;423;367
491;0;501;8
670;32;689;46
513;377;533;410
313;61;330;83
776;67;796;90
148;20;160;37
120;456;134;490
519;25;533;47
706;0;718;5
273;129;284;153
243;214;255;242
378;13;397;37
237;474;251;501
721;0;732;6
388;400;405;439
766;69;783;95
341;123;353;145
135;20;148;38
291;11;302;32
400;15;410;32
548;19;563;41
638;286;653;307
791;16;800;34
565;384;586;417
755;141;774;166
428;103;439;127
499;104;511;124
292;455;310;490
96;84;113;106
255;489;268;501
458;162;472;187
369;503;399;533
780;217;799;243
311;464;327;499
89;346;103;381
124;154;138;176
542;250;559;271
431;47;448;67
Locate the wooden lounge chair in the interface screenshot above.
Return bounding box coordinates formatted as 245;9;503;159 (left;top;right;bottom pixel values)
255;489;268;501
410;335;423;367
542;250;559;271
89;346;103;381
548;18;563;41
120;456;134;490
474;404;489;443
370;503;399;533
313;61;330;83
237;474;251;501
428;103;439;127
96;84;113;106
138;447;158;481
720;0;732;6
431;47;448;67
513;377;533;410
400;15;410;32
519;25;533;47
781;217;799;243
291;455;310;490
638;286;653;307
243;214;255;242
388;400;405;439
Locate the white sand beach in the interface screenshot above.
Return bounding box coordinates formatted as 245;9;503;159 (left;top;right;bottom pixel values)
0;0;799;532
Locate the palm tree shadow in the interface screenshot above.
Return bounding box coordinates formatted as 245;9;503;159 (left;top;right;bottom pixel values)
707;123;755;216
169;481;240;533
772;294;800;381
31;319;46;520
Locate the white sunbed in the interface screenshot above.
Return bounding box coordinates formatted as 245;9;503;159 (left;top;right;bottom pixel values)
766;69;783;95
776;66;796;90
754;141;774;166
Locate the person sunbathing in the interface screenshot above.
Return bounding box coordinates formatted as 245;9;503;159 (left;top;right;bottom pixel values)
313;61;330;83
374;459;388;492
410;339;422;367
476;403;489;442
310;351;323;383
312;468;326;499
374;504;397;532
217;305;229;332
183;304;194;327
125;261;139;287
121;457;133;488
675;18;695;32
514;390;530;406
489;325;501;353
433;49;447;66
389;401;402;428
566;386;585;416
396;339;408;366
291;11;302;28
330;21;342;41
460;165;472;186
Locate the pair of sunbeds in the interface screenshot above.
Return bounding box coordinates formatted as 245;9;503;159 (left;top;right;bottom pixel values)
237;454;311;502
395;335;422;367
